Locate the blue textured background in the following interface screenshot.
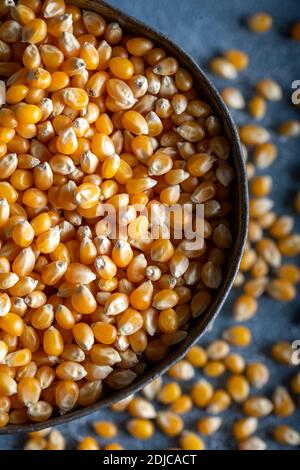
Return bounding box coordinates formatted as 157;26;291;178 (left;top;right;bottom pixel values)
1;0;300;450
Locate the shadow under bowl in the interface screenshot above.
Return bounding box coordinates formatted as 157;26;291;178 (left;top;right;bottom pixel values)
0;0;248;435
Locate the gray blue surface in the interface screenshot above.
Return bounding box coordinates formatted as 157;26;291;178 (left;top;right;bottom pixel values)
1;0;300;450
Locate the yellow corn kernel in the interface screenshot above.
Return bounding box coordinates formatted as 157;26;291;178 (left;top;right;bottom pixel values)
179;431;205;450
93;420;117;439
156;411;183;437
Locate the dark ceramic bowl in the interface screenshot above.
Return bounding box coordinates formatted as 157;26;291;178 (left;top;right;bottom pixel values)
0;0;248;434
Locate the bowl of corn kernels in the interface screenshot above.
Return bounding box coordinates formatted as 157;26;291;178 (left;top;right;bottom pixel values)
0;0;248;432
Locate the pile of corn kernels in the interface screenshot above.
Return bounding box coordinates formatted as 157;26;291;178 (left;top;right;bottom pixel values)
9;7;300;450
0;0;238;430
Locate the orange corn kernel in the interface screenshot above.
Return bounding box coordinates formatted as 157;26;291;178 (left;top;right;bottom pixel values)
0;312;24;336
43;326;64;356
22;18;47;43
122;111;148;135
71;285;97;315
91;322;117;345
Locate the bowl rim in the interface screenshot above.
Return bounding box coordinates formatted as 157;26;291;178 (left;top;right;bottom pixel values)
0;0;248;434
